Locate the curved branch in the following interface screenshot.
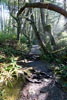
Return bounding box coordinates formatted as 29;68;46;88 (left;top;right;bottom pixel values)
17;2;67;18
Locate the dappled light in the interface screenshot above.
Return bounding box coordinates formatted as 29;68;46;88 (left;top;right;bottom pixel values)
0;0;67;100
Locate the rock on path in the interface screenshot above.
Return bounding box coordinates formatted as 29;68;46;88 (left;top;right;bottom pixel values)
19;77;66;100
18;60;67;100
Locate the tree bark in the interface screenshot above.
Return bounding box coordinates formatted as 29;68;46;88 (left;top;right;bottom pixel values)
17;2;67;18
17;0;22;40
64;0;67;10
40;0;56;49
17;17;21;40
29;9;48;54
31;20;48;54
46;25;57;49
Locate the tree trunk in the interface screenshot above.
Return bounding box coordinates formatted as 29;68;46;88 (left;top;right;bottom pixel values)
17;17;21;40
31;21;48;54
40;0;56;49
29;9;48;54
17;0;21;40
40;0;46;43
40;0;46;29
12;0;16;33
64;0;66;10
46;25;57;49
0;4;4;31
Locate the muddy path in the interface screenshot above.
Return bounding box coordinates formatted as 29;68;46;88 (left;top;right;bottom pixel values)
17;59;67;100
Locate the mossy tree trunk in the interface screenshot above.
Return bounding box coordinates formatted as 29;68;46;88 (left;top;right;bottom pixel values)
29;9;48;54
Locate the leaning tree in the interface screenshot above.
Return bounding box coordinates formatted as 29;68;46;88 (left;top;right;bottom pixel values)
17;3;67;17
17;2;67;54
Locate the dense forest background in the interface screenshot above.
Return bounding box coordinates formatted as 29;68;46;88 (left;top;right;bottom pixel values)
0;0;67;53
0;0;67;100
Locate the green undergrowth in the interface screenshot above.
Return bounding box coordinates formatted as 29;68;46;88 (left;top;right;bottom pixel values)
0;33;31;57
0;33;16;43
0;33;33;100
0;55;34;100
54;65;67;91
0;56;23;100
40;50;67;92
50;64;67;92
0;79;24;100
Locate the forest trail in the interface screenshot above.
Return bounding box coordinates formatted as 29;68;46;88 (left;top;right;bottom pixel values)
18;59;67;100
17;45;67;100
29;45;41;55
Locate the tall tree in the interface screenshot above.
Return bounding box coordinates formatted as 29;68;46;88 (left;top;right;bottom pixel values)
30;9;48;54
28;0;48;53
17;2;67;53
17;0;21;40
64;0;67;10
40;0;57;49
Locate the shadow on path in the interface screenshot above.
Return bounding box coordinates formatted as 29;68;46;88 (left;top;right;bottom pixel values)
17;59;67;100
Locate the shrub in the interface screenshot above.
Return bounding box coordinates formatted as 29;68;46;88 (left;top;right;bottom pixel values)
0;32;16;44
20;35;27;44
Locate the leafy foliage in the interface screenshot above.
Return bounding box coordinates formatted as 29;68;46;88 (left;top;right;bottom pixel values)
54;65;67;91
0;56;25;100
0;33;31;100
0;33;30;57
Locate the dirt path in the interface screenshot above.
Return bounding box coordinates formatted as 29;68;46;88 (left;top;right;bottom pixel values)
19;80;65;100
29;45;41;55
18;59;67;100
17;45;67;100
